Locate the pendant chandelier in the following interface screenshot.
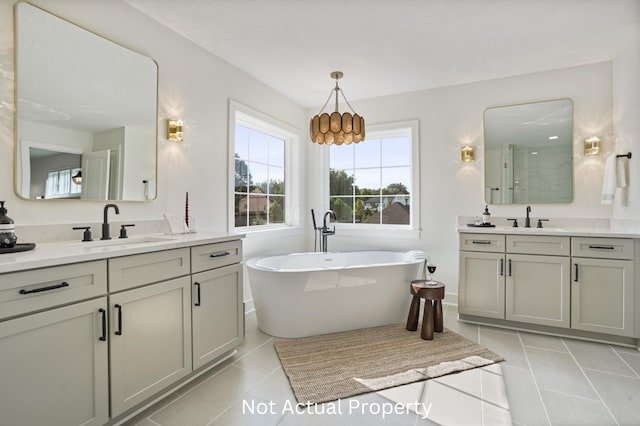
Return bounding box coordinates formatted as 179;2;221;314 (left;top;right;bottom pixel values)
310;71;365;145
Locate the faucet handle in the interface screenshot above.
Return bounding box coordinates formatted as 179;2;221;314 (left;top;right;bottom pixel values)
507;218;519;228
536;219;549;229
119;224;135;239
72;226;92;242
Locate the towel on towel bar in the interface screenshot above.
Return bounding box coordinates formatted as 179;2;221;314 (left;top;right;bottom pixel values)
616;156;627;188
602;155;616;204
602;155;629;205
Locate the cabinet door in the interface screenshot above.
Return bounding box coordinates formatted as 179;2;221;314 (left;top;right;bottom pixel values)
506;254;570;328
459;251;505;318
110;276;192;416
0;298;109;426
192;264;243;370
572;258;634;337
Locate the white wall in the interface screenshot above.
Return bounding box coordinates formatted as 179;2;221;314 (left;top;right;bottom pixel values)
0;0;307;228
306;62;617;296
613;34;640;220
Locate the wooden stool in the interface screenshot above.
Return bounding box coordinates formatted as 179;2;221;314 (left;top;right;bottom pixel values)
406;280;445;340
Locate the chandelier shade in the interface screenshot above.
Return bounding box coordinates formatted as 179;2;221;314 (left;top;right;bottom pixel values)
310;71;365;145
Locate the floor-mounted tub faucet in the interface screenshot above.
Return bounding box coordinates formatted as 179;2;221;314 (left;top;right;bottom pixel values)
102;203;120;240
321;210;337;252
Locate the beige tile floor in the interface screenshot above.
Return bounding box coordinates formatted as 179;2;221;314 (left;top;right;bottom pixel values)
127;305;640;426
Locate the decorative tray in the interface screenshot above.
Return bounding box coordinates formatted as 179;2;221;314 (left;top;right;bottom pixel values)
467;223;496;228
0;243;36;254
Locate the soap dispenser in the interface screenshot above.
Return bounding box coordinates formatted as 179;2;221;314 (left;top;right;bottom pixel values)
0;201;17;248
481;205;491;225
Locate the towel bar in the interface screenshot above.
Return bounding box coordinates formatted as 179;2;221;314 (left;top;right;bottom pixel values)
616;152;632;159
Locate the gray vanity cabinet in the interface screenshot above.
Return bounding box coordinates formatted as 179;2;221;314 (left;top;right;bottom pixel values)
571;237;635;337
505;235;571;328
0;263;109;426
458;234;506;319
108;248;193;417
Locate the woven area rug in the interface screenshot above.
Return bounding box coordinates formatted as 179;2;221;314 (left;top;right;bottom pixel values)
274;324;503;404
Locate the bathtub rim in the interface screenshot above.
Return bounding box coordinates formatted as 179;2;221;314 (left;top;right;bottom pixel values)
246;250;425;273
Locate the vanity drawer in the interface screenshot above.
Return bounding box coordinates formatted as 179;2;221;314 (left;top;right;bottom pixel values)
109;248;190;292
459;233;505;253
506;235;570;256
572;237;634;260
0;260;107;320
191;240;242;273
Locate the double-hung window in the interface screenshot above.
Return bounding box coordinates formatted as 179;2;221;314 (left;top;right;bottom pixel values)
230;101;298;231
328;120;419;230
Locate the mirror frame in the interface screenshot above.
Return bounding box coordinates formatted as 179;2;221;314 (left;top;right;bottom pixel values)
13;2;159;202
483;98;574;205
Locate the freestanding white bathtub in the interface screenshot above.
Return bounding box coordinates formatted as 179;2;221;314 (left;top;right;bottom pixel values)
246;250;426;338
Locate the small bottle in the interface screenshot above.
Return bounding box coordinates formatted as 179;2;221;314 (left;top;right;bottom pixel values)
0;201;17;248
481;205;491;225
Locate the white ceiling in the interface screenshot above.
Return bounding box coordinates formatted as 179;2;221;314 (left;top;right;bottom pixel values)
124;0;640;108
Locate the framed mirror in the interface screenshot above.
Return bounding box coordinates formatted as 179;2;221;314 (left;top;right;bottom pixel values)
14;2;158;201
483;99;573;204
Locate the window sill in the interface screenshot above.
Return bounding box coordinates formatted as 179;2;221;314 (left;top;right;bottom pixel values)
234;225;304;239
333;225;421;239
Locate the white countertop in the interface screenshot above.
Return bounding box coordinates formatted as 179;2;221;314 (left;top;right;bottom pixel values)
0;231;244;274
457;225;640;238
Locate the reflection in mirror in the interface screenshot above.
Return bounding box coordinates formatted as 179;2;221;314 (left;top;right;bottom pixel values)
484;99;573;204
15;3;158;201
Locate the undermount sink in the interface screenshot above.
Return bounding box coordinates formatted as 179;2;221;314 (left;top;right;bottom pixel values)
69;235;176;248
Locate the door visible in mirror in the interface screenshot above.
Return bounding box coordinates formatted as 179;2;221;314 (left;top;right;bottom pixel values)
14;3;158;201
483;99;573;205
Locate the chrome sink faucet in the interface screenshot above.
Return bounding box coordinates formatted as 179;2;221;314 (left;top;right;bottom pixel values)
524;205;532;228
321;210;337;252
101;203;120;240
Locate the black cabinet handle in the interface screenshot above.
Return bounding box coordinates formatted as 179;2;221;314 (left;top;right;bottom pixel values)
588;245;615;250
19;281;69;295
472;240;492;245
99;308;107;341
115;304;123;335
508;259;512;277
574;264;579;282
194;282;201;306
210;251;231;258
500;258;504;276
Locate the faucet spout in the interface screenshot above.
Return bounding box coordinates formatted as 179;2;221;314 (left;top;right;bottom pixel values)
525;205;532;228
321;210;337;252
102;204;120;240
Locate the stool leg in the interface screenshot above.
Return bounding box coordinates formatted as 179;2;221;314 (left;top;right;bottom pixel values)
433;300;443;332
421;300;434;340
406;295;420;331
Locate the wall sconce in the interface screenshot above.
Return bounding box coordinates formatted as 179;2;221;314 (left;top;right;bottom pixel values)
167;119;184;142
584;136;601;156
461;146;475;162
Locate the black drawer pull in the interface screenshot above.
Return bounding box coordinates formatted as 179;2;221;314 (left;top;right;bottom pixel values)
472;241;492;245
508;259;512;277
574;263;579;282
19;282;69;295
210;251;231;258
194;282;201;306
588;245;615;250
500;259;504;276
99;308;107;341
115;304;123;336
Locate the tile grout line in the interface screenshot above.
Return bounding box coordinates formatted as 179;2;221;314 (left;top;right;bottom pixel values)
537;386;603;403
560;338;620;426
609;345;640;378
521;345;568;355
516;331;553;426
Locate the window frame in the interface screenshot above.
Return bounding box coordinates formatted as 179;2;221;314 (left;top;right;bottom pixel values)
321;120;420;238
228;100;300;233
